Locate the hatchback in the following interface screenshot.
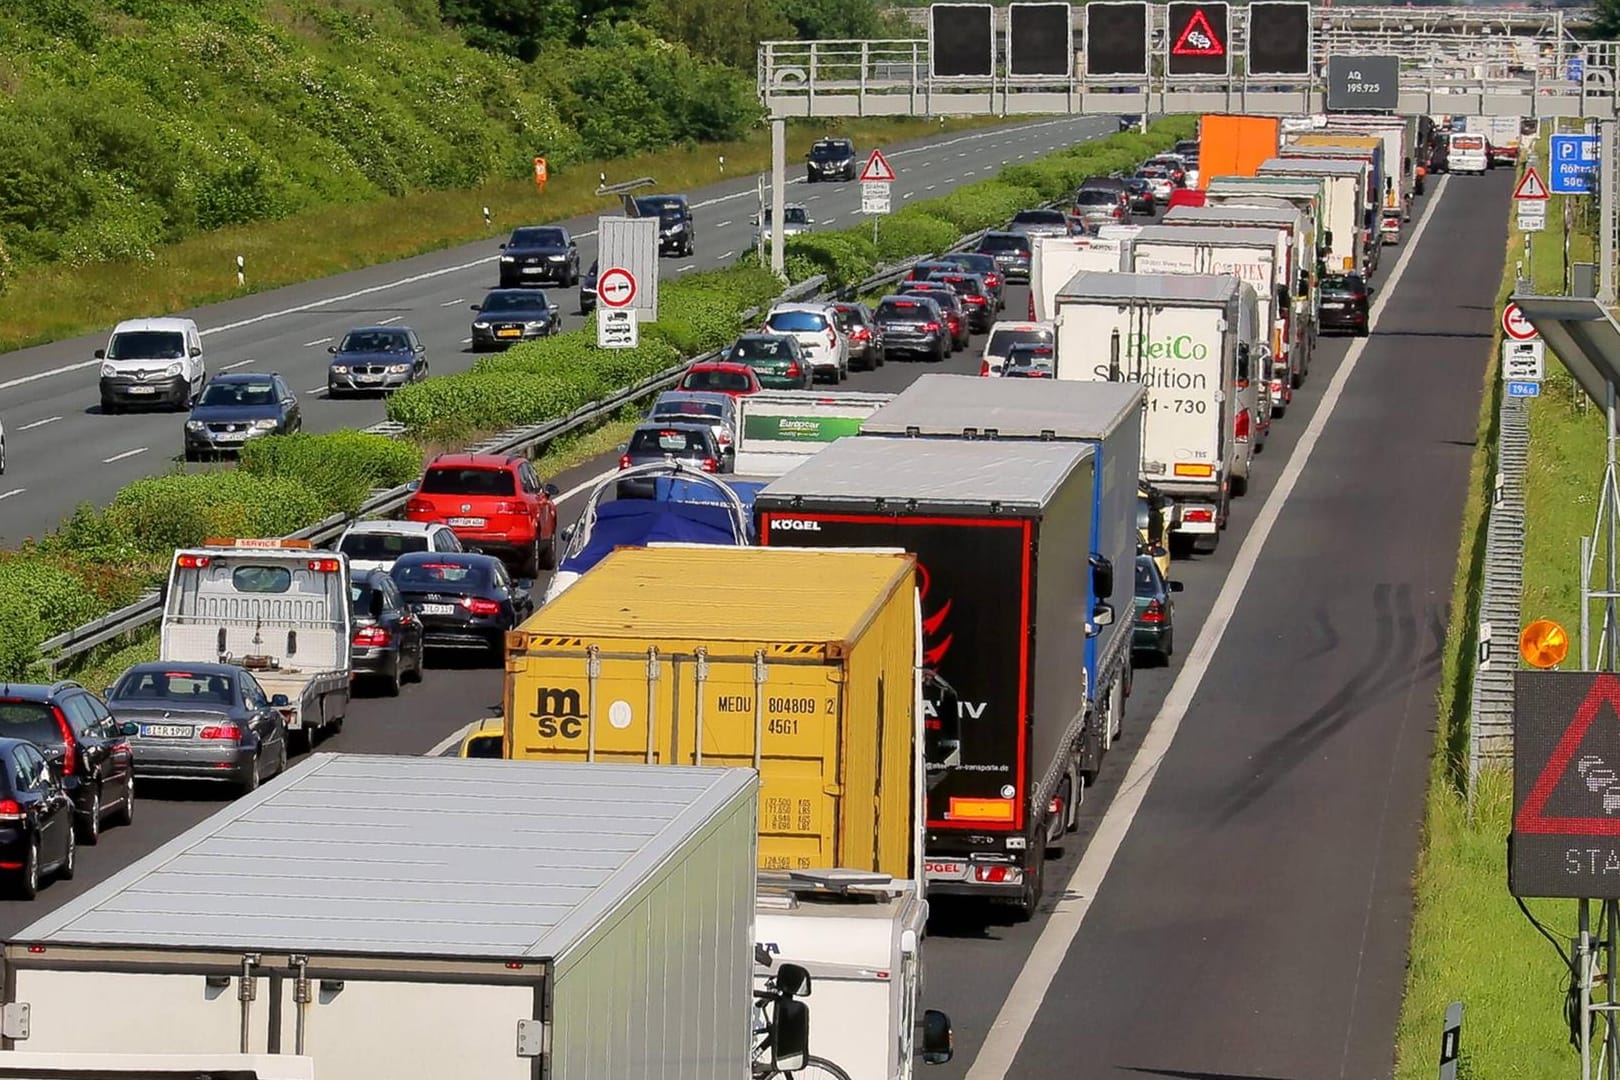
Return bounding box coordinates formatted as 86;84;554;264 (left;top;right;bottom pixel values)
183;373;301;460
618;423;729;498
979;321;1055;377
336;521;465;576
724;335;812;389
677;362;764;398
0;681;136;845
0;737;76;899
927;273;994;333
762;304;849;382
1008;208;1071;239
391;551;533;657
1002;343;1056;378
830;302;884;371
648;390;742;452
938;252;1005;309
405;454;560;577
898;283;970;350
1319;273;1372;336
349;571;426;696
1074;188;1127;229
976;231;1032;282
873;295;949;362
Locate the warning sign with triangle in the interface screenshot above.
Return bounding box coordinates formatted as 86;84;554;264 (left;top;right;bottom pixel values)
1513;167;1551;201
1171;8;1226;56
1515;673;1620;836
860;149;897;183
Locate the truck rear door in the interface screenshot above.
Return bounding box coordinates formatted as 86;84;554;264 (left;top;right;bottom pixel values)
162;549;350;674
1125;304;1225;490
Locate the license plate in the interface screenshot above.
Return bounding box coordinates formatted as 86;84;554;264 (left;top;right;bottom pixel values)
357;373;381;381
420;603;455;615
522;266;543;274
1323;302;1345;309
496;329;522;338
126;386;157;395
141;724;193;738
215;431;245;441
446;516;485;527
924;860;969;881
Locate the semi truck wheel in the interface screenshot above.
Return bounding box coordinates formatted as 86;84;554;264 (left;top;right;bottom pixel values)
1014;847;1046;923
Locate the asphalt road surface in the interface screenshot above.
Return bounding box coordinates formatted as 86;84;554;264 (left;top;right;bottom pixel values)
0;114;1117;544
0;172;1509;1080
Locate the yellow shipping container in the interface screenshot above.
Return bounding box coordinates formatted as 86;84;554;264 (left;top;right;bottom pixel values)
504;546;921;879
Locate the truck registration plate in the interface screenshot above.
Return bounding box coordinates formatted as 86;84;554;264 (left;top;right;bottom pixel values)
420;603;456;615
141;724;193;738
446;517;485;528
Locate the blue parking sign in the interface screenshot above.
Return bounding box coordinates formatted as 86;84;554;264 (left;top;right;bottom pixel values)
1550;134;1600;195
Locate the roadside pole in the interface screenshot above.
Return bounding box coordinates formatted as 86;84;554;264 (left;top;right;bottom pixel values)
771;119;787;277
1603;120;1616;304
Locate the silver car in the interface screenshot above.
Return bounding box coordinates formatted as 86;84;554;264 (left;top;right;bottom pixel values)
647;390;740;458
754;203;813;247
327;326;429;396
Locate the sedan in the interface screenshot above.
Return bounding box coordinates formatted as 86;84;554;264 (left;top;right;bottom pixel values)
1132;553;1183;666
350;570;426;696
873;295;948;362
678;362;764;398
938;252;1005;310
327;326;429;397
1124;176;1157;215
724;335;812;389
647;389;740;455
391;551;533;659
0;737;75;899
926;273;994;333
183;373;301;460
898;283;970;350
105;662;290;796
618;422;729;498
499;225;580;287
1002;342;1055;378
470;289;560;350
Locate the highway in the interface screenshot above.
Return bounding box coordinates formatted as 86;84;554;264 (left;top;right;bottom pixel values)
0;169;1510;1078
0;114;1117;545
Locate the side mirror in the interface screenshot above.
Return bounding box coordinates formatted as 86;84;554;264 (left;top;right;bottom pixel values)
1322;230;1333;249
327;345;338;353
498;243;507;249
543;483;560;498
560;525;576;543
416;344;426;353
271;694;290;708
769;999;810;1073
1169;580;1186;593
103;686;116;699
406;479;421;492
1151;544;1169;558
1367;285;1376;295
120;722;140;737
569;239;577;248
1091;603;1115;631
774;963;811;998
369;592;385;620
1089;553;1114;600
190;346;202;358
470;304;482;312
95;348;107;359
921;1009;955;1065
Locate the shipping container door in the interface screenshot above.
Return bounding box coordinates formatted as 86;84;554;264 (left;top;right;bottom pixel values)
291;980;532;1079
12;969;277;1054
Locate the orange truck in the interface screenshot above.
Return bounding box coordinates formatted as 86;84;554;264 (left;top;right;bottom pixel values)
1197;115;1282;190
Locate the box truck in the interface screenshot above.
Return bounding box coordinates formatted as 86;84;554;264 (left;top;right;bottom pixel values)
1256;157;1368;276
1052;271;1262;546
1028;234;1125;321
160;538;350;750
1201;176;1326;335
1323;115;1416;220
733;389;894;476
1287;133;1391;247
1;755;775;1080
1125;224;1297;415
756;437;1119;920
0;1054;315;1078
1196;114;1282;190
1270;149;1377;273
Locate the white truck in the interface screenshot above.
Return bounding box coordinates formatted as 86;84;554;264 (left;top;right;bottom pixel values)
0;1054;315;1078
1158;202;1314;388
1126;224;1295;416
733;389;893;476
1465;114;1524;159
1324;115;1416;222
1201;176;1325;340
0;755;805;1080
1053;271;1262;552
1028;234;1125;321
160;538;351;750
1256;156;1369;277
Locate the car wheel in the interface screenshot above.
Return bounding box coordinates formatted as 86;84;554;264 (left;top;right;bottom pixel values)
406;642;425;683
539;534;558;571
177;383;193;411
112;776;134;826
102;400;119;415
58;824;75;881
16;838;38;900
1231;472;1249;498
521;537;542;579
383;657;402;697
274;737;289;777
1013;847;1045;923
1161;628;1175;662
241;753;261;797
77;784;101;846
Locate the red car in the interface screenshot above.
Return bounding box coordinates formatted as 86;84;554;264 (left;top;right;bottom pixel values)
405;453;560;578
677;362;763;398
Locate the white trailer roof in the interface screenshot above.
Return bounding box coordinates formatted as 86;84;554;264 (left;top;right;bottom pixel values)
13;754;755;960
1259;157;1365;176
861;374;1143;440
1129;225;1285;249
759;436;1090;509
1162;205;1304;229
1055;270;1241;305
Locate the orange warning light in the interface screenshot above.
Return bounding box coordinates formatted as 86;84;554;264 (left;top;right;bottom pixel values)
1520;619;1570;669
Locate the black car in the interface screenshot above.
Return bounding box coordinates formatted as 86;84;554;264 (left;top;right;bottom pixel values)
0;737;76;899
899;282;972;350
499;226;580;287
1124;176;1156;215
1119;115;1142;132
105;663;290;795
579;260;599;314
938;252;1005;310
390;551;532;658
634;194;695;257
873;295;949;362
183;373;301;460
470;289;560;350
927;272;994;333
349;570;426;695
977;231;1032;282
327;325;429;397
806;137;857;182
0;681;136;845
1319;273;1372;336
617;422;729;498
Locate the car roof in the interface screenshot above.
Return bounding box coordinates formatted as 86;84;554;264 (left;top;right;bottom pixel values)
342;520;446;536
686;361;755;373
655;390;735;407
989;320;1055;333
341;325;410;336
482;288;548;299
111;317;196;334
768;302;834;314
634;421;715;434
211;372;277;385
392;550;502;566
877;294;939;306
0;681;83;702
426;452;519;470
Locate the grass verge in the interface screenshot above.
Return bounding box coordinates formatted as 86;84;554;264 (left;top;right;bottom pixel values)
1394;144;1593;1080
0;115;1009;357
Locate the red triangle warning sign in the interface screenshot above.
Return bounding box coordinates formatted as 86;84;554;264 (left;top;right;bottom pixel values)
1171;9;1225;56
1513;166;1550;201
1516;674;1620;836
860;149;897;183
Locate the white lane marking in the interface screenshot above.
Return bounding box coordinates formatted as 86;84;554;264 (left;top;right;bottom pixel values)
428;722;477;757
720;251;735;260
0;488;25;502
377;315;404;325
440;297;466;307
302;337;332;348
305;384;328;394
717;220;733;228
221;359;255;371
822;217;837;224
965;170;977;177
807;195;822;202
920;161;933;168
18;416;60;431
957;151;968;158
556;467;621;505
904;192;915;199
926;184;937;191
0;117;1106;395
102;447;148;464
461;338;473;345
678;264;695;272
964;174;1450;1080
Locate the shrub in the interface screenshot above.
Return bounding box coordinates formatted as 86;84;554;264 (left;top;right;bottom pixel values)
102;473;328;559
932;182;1046;234
874;211;961;263
783;231;879;287
0;556;115;680
239;432;423;515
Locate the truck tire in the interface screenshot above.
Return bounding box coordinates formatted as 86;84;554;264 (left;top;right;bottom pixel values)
1013;847;1046;923
1107;674;1125;748
1231;471;1249;498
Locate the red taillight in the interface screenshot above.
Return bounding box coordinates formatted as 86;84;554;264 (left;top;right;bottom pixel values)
980;360;992;376
462;596;502;617
965;295;987;306
353;626;392;647
199;724;244;742
986;273;1000;288
1352;293;1368;302
406;499;431;516
700;457;719;473
851;327;871;340
1184;508;1214;523
1028;295;1036;320
619;454;632;470
1235;409;1251;443
785;362;800;376
176;554;210;569
307;558;341;573
493;501;528;515
0;800;23;822
974;864;1020;883
717;431;732;446
1140;599;1165;624
52;707;75;776
825;330;837;350
1112;206;1124;219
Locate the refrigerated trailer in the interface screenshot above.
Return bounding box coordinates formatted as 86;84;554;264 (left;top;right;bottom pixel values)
1;755;761;1080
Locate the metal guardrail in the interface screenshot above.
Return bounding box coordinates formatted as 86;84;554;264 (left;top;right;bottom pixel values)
31;224;1002;673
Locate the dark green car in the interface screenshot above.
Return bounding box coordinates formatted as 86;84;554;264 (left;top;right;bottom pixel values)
1132;553;1183;666
725;334;812;389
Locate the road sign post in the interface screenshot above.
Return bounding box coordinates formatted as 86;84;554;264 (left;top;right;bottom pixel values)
1502;340;1545;382
597;217;658;318
861;151;896;242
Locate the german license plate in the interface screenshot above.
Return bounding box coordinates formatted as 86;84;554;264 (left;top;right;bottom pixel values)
141;724;193;738
923;859;969;881
420;603;455;615
446;516;485;528
126;386;157;395
522;266;543;274
1323;301;1345;309
496;328;522;338
356;374;381;382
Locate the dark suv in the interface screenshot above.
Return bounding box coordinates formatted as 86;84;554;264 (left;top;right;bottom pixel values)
633;194;695;257
0;681;137;845
806;137;857;182
1319;273;1372;336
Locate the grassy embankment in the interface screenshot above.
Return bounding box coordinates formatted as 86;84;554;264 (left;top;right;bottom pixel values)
1394;136;1599;1080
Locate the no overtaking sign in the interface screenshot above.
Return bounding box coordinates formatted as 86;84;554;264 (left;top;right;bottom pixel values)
598;267;637;309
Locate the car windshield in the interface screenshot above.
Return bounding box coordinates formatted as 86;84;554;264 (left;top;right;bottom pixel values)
1012;210;1066;225
511;227;566;247
339;532;428;560
810;141;851;159
652;400;725;421
1135;559;1157;593
394;561;490;589
877;300;929;320
979;234;1029;254
339;330;410;353
0;701;62;745
833;307;867;329
763;207;810;225
481;292;545;312
731;337;794;360
1136;497;1153;532
630;428;708;455
106;330;186;361
1076;190;1120;206
766;311;828;333
934;276;981;295
197;380;276;407
1322;275;1364;294
112;669;234;704
636;198;686;221
419;467;515;496
987;327;1054;355
948;254;996;275
683;369;753;392
908;287;957;310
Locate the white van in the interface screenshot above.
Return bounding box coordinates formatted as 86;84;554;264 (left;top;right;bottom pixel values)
95;317;206;413
1447;132;1489;176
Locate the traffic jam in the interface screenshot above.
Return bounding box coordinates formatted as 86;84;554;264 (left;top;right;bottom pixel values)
0;109;1491;1078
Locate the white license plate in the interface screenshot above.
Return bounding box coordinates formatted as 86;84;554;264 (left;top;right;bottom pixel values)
446;516;486;528
1322;302;1346;309
126;386;157;395
923;859;969;881
141;724;193;738
522;266;544;274
356;374;381;382
420;603;456;615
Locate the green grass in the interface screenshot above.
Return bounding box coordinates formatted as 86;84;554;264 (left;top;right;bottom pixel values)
0;114;1001;357
1394;140;1598;1080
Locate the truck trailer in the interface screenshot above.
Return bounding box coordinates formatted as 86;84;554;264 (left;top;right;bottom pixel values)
1286;133;1392;247
1256;157;1369;277
1028;234;1125;321
1;755;763;1080
756;437;1116;919
1196;114;1282;189
732;390;893;477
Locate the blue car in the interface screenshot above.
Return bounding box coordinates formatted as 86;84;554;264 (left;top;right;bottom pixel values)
183;373;301;460
327;326;429;397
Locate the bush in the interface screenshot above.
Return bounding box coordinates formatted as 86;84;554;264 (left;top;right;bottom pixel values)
783;231;879;287
239;432;423;515
931;182;1046;234
0;556;120;680
870;211;956;263
101;473;329;560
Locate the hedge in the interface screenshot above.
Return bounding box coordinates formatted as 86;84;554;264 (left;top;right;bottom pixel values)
0;557;109;680
239;432;422;515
